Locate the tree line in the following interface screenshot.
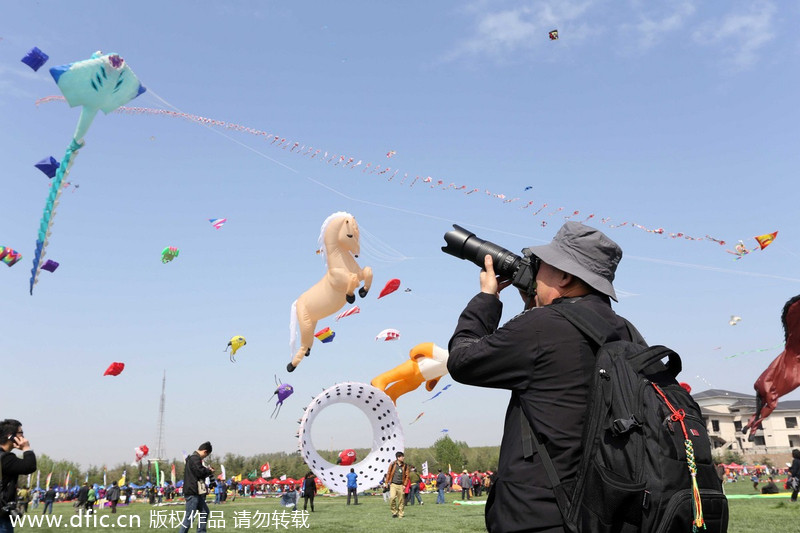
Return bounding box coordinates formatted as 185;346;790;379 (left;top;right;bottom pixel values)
24;437;500;487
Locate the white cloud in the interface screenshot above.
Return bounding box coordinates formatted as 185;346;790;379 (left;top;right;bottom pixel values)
632;1;696;49
692;1;776;69
0;64;50;101
443;0;597;62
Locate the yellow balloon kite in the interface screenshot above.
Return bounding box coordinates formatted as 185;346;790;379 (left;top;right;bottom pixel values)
225;336;247;362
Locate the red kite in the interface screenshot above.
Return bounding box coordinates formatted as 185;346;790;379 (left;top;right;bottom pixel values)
754;231;778;250
103;362;125;376
378;278;401;299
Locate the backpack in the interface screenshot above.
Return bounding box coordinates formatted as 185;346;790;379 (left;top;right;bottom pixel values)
520;301;729;533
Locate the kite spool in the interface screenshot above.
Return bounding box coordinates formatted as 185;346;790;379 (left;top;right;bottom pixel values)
298;382;403;495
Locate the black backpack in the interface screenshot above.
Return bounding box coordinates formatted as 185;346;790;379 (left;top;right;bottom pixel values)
520;301;728;533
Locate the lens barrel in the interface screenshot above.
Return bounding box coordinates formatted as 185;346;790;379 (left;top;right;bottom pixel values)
441;224;522;279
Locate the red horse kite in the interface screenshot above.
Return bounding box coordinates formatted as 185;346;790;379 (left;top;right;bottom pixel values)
745;294;800;435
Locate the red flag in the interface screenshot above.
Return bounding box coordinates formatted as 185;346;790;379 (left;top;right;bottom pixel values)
746;295;800;434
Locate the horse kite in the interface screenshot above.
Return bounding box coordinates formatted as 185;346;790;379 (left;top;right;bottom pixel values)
287;212;372;372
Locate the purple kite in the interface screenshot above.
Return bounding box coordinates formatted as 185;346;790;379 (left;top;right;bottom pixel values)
41;260;59;273
21;47;49;71
35;157;59;179
269;376;294;418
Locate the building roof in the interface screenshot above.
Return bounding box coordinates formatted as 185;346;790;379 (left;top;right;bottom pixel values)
693;389;800;412
693;389;752;400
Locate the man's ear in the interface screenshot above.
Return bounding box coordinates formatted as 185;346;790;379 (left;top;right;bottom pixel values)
557;271;573;289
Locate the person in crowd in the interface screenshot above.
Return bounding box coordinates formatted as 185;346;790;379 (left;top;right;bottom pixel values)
178;441;214;533
86;485;96;515
76;482;89;514
41;487;55;515
302;472;317;512
106;481;121;514
459;470;472;501
383;451;409;519
280;485;297;511
789;448;800;503
472;471;483;497
15;487;28;515
448;222;633;532
436;469;447;504
346;468;358;505
406;466;423;506
761;477;780;494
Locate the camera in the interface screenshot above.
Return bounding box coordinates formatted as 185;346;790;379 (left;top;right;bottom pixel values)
1;501;19;518
442;224;539;296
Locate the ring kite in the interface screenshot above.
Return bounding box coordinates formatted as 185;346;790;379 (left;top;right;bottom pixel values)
298;382;403;495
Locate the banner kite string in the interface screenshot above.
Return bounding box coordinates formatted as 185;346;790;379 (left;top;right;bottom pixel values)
37;95;730;248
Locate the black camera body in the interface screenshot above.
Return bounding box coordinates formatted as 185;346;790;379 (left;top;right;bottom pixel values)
442;224;539;296
1;500;19;518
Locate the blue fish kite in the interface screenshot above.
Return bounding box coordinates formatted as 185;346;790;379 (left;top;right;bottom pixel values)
423;383;452;402
29;51;145;294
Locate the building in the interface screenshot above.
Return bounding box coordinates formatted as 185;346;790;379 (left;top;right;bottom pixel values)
694;389;800;460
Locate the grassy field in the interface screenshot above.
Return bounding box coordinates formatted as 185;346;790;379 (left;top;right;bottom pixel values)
12;483;799;532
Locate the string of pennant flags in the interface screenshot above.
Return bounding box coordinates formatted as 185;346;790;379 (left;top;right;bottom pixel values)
36;96;784;253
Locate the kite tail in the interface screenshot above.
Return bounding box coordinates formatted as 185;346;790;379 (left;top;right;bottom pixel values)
29;138;83;294
289;300;298;355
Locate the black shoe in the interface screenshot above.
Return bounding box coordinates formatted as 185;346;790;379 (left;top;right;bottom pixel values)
286;363;295;373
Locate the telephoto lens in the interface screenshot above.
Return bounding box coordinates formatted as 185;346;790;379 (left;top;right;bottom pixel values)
441;224;539;296
441;224;523;279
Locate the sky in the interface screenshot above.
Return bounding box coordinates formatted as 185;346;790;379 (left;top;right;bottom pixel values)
2;0;799;470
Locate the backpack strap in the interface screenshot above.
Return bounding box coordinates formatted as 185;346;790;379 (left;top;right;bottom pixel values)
551;300;682;379
519;401;572;522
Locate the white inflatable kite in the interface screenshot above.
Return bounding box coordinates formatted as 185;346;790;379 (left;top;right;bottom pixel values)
297;382;403;495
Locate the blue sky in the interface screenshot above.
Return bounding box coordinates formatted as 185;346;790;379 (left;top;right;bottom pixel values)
2;1;799;470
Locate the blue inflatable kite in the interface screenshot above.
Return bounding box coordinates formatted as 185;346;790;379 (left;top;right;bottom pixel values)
29;51;145;294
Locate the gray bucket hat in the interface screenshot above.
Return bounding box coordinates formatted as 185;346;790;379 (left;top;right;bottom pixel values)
523;221;622;301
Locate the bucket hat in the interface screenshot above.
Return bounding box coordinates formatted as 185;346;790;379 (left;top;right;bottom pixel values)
524;221;622;301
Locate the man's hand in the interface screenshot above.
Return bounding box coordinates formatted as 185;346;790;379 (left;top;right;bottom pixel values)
13;435;30;451
480;255;512;297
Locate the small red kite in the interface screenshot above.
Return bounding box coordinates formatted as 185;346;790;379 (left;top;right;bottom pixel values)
378;279;401;299
103;362;125;376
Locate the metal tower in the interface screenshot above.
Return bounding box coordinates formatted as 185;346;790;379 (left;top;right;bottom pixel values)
154;370;166;461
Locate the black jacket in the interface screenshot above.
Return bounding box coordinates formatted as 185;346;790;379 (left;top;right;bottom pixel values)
106;485;121;502
448;293;633;532
0;450;36;516
790;458;800;478
182;453;213;497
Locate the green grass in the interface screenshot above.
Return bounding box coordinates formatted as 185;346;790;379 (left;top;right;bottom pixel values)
13;485;799;532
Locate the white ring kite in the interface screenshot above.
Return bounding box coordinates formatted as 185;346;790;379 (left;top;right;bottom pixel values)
298;382;404;495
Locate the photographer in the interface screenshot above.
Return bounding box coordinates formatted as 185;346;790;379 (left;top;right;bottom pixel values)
447;222;634;533
0;419;37;533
